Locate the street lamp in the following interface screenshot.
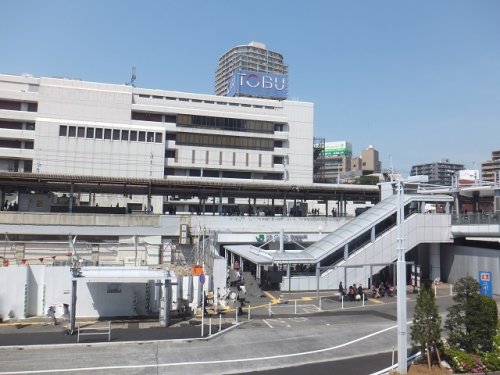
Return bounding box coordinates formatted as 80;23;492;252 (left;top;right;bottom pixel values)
396;178;407;374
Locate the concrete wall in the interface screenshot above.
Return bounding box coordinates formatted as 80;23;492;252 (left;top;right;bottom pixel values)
0;265;209;320
0;266;28;320
441;243;500;295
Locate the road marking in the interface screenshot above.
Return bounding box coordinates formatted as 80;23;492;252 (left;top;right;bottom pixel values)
263;291;279;303
262;319;273;328
368;298;384;304
0;324;400;374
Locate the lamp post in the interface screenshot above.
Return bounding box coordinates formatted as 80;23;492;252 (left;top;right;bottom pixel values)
396;179;407;374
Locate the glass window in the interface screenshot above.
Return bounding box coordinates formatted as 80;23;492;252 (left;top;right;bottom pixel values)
121;130;129;141
155;132;162;143
104;129;112;139
130;130;137;141
112;129;120;140
95;128;103;139
86;128;94;138
138;131;145;142
68;126;76;137
77;127;85;138
147;132;154;142
26;122;35;131
59;126;67;136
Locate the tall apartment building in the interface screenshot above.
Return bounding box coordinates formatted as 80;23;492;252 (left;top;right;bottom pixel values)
215;41;288;97
410;159;464;186
0;73;313;192
481;150;500;182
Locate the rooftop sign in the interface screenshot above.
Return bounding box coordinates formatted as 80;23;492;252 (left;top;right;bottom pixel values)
227;69;288;99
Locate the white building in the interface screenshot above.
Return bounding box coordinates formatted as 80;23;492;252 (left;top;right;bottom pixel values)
0;73;314;210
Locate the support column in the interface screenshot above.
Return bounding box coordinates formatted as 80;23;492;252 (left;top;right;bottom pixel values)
160;279;171;327
325;200;329;217
429;243;441;282
370;226;375;243
69;183;74;213
147;182;152;214
70;279;77;334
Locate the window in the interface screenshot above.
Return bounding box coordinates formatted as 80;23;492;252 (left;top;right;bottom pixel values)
121;130;129;141
165;150;176;158
25;122;35;131
192;150;195;163
27;103;38;112
274;140;283;148
155;132;162;143
165;132;176;141
205;150;209;164
273;156;284;164
147;132;154;142
86;128;94;138
259;154;262;167
68;126;76;137
130;130;137;141
138;131;145;142
59;126;67;136
95;128;103;139
24;141;34;149
77;127;85;138
164;115;176;123
104;129;112;139
112;129;120;140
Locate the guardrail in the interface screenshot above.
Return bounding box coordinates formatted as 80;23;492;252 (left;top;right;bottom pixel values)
452;212;499;225
77;321;111;343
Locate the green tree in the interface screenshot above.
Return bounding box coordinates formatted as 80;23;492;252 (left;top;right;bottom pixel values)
411;285;442;361
445;276;498;353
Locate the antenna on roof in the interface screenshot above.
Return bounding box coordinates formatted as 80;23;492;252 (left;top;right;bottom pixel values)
125;66;136;87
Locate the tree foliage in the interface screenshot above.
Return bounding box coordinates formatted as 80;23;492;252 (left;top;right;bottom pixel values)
445;276;498;353
411;285;442;359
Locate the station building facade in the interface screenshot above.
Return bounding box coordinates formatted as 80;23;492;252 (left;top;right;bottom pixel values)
0;73;314;211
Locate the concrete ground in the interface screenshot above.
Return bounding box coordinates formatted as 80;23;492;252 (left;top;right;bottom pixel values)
0;284;492;375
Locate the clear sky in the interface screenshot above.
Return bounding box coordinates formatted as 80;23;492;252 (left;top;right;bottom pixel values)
1;0;499;175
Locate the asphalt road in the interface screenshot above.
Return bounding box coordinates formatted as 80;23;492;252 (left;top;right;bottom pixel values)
0;287;459;375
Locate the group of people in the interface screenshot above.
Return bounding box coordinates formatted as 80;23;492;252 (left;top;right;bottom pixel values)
338;281;396;301
338;282;366;301
370;282;396;298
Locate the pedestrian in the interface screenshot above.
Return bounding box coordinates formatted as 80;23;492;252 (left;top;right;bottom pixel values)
338;281;344;300
47;305;58;325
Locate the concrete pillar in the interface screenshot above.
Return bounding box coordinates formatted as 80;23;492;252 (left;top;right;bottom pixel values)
429;243;441;282
70;279;77;334
325;200;329;217
91;245;99;266
279;229;284;253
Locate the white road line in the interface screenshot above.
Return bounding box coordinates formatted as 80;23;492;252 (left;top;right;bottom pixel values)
262;319;273;328
0;324;399;374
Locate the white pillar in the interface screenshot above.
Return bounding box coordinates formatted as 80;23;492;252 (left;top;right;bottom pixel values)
429;243;441;282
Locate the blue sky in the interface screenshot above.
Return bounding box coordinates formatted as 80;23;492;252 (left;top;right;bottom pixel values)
1;0;499;175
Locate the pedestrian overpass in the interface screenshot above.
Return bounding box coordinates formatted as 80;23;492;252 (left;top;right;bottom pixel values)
225;193;498;291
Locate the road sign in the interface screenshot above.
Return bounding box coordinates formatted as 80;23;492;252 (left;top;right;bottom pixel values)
199;273;205;285
479;271;492;297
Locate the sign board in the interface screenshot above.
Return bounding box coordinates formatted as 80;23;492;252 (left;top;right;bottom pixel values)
322;141;353;157
479;271;492;297
227;69;288;99
199;273;205;285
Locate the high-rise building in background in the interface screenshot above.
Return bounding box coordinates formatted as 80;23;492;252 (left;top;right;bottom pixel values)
215;42;288;98
410;159;464;186
481;150;500;182
321;141;352;182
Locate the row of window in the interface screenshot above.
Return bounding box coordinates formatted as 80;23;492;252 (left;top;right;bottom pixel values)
176;132;274;151
164;168;283;181
177;114;283;134
0;139;34;149
134;94;277;110
0;120;35;130
0;100;37;112
59;125;163;143
164;149;284;167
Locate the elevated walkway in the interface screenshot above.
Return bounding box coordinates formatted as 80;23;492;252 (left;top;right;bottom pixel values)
226;194;455;291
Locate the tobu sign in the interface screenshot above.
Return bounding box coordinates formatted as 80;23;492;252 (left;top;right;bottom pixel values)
227;69;288;99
